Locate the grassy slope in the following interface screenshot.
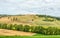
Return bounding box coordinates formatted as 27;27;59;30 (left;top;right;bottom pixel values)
0;15;60;28
0;15;60;38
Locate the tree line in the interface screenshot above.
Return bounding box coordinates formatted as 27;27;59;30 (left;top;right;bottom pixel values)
0;23;60;35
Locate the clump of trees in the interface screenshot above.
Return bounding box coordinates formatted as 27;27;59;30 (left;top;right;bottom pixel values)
0;23;60;35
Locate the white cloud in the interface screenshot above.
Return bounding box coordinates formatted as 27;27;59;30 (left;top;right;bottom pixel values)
45;0;54;2
0;0;60;16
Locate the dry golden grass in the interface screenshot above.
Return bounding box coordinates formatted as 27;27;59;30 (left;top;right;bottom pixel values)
0;15;60;36
0;29;36;36
0;15;60;28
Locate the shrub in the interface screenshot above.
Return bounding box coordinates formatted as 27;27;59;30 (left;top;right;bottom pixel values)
30;26;40;33
0;23;7;29
23;25;30;32
30;26;46;34
0;24;2;29
16;24;23;31
12;24;18;30
2;24;7;29
45;27;60;35
7;24;13;30
30;26;35;32
0;23;60;35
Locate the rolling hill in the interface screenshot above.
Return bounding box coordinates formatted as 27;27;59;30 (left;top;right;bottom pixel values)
0;14;60;28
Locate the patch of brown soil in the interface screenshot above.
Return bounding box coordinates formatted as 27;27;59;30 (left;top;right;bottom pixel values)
0;29;36;36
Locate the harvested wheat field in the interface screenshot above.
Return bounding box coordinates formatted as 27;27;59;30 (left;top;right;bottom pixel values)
0;29;36;36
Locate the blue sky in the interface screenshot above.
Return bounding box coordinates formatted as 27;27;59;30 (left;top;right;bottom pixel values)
0;0;60;16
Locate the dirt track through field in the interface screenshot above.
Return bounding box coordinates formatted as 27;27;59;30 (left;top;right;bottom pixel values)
0;29;36;36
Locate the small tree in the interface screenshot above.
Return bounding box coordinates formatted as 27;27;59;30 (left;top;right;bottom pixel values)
31;26;40;33
46;27;57;35
30;26;46;34
16;24;23;31
7;24;13;30
0;24;2;29
23;25;30;32
33;26;39;33
38;26;46;34
54;28;60;35
2;24;7;29
13;24;18;30
30;26;35;32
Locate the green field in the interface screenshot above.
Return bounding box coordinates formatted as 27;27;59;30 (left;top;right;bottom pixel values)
0;35;60;38
0;34;60;38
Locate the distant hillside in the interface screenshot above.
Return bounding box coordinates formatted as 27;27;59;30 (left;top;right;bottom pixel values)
0;14;60;28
